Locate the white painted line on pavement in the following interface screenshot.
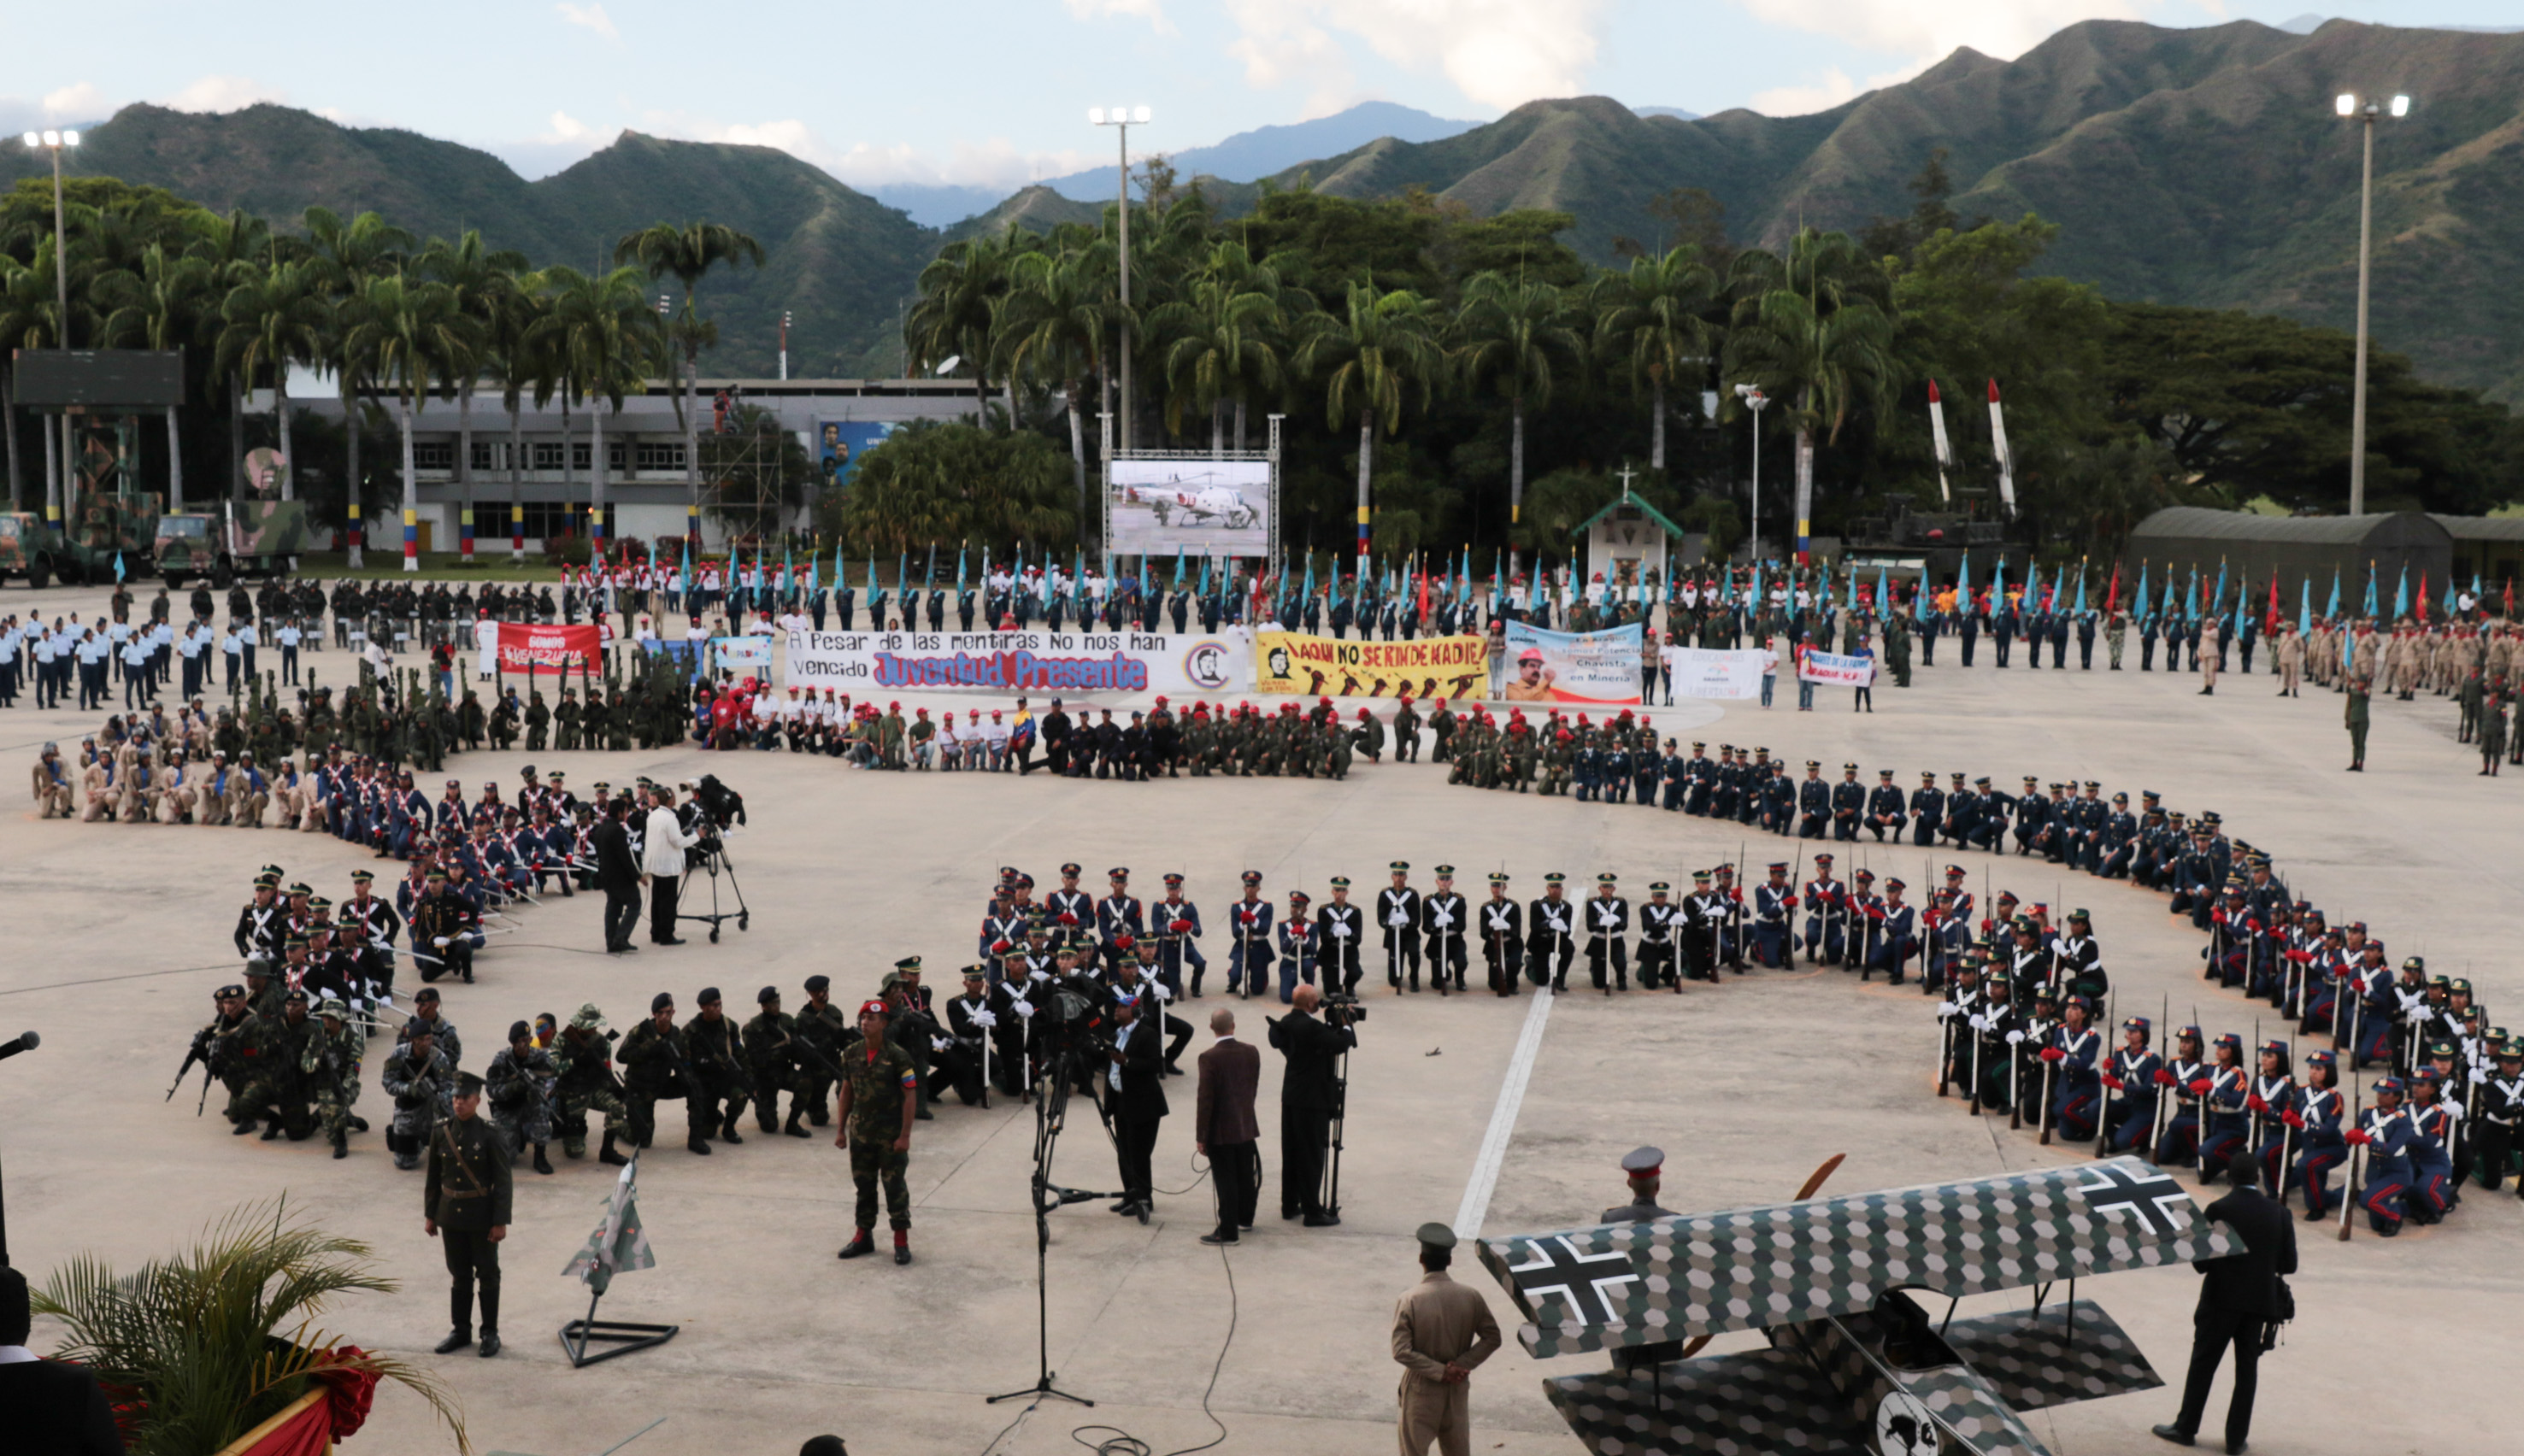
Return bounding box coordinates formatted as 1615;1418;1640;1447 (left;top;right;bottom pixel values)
1453;987;1554;1239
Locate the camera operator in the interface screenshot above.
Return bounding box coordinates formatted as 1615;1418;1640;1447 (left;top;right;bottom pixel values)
1267;983;1356;1227
641;783;701;946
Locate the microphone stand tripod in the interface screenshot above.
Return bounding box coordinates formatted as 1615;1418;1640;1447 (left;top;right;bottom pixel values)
989;1038;1115;1410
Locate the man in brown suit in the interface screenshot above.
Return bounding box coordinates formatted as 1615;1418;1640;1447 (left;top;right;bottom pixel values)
1392;1222;1502;1456
1194;1007;1262;1245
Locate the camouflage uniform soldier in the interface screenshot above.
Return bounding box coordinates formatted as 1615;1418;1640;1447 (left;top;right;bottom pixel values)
195;984;265;1132
550;1004;630;1165
792;974;851;1125
834;998;919;1265
241;989;318;1142
301;995;365;1159
620;992;711;1154
383;1027;456;1171
743;985;814;1137
485;1019;561;1174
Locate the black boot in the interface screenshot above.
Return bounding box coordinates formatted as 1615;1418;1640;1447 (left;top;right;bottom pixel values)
686;1135;713;1155
433;1329;473;1354
785;1108;809;1138
719;1117;744;1144
331;1130;349;1160
232;1115;260;1136
598;1130;628;1166
837;1228;875;1259
261;1119;283;1142
532;1144;555;1175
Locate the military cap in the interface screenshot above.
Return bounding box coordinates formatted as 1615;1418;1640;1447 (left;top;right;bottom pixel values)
350;869;374;884
286;881;313;896
757;985;781;1005
307;895;332;912
1388;860;1410;873
2403;955;2427;974
1843;762;1859;772
1879;767;1895;778
961;965;988;980
1288;889;1312;904
506;1019;535;1042
215;983;245;999
1162;872;1186;886
1921;770;1937;781
2068;907;2091;922
2023;776;2039;786
894;955;922;972
1414;1222;1458;1253
2122;1015;2150;1035
570;1003;607;1030
1691;741;1706;750
1804;759;1821;770
1768;862;1790;873
2110;792;2128;804
283;987;309;1004
859;998;891;1019
1621;1146;1664;1177
1240;870;1262;884
1596;872;1618;884
1329;875;1352;889
426;868;449;881
1886;878;1906;891
1974;776;1992;786
803;974;830;994
2211;1031;2242;1049
454;1071;487;1097
2411;1065;2443;1085
1487;872;1510;884
880;970;903;991
1813;853;1834;864
2064;994;2093;1012
1950;772;1968;782
1108;866;1130;880
2498;1044;2524;1061
2372;1076;2405;1096
1652;880;1677;894
1060;862;1083;876
1984;972;2012;989
1433;865;1456;877
650;992;675;1013
1544;872;1567;884
284;936;309;950
2305;1048;2336;1067
2450;978;2473;995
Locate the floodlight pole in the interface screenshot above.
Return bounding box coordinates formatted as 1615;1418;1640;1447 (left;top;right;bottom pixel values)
1091;107;1149;455
2339;93;2408;516
25;129;79;523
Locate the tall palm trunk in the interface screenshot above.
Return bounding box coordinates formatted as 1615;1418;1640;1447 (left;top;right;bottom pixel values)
1064;380;1086;539
456;383;474;561
3;361;21;509
683;343;699;549
591;397;609;556
1233;397;1247;455
229;374;244;497
1003;378;1017;431
1792;423;1816;566
397;389;418;572
559;393;574;550
1649;375;1667;473
1210;398;1223;459
274;370;293;502
165;405;184;511
507;396;525;564
1509;397;1526;524
1355;418;1374;579
341;380;359;528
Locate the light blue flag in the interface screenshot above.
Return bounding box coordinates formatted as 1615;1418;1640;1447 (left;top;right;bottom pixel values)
2213;559;2227;618
1876;564;1889;614
2392;565;2409;619
1954;554;1968;604
1197;553;1209;597
2025;560;2040;612
1174;545;1186;587
2134;561;2147;616
956;546;967;591
2074;567;2087;615
2363;563;2378;618
1992;556;2006;608
2299;578;2311;635
114;550;126;583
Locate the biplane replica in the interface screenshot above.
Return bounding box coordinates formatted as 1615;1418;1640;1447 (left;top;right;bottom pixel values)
1476;1155;2232;1456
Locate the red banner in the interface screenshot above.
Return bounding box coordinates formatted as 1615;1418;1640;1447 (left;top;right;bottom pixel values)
494;623;602;677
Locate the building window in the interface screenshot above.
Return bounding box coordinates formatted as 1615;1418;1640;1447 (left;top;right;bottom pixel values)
532;442;566;472
609;442;627;473
470;442;497;473
413;443;455;472
636;441;686;472
479;502;590;540
571;443;592;472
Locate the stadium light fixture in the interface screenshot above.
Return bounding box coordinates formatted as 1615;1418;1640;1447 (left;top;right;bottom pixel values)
2336;91;2410;514
1087;108;1105;125
24;126;79;523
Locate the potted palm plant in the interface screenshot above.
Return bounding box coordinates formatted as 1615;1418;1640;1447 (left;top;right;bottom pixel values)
32;1200;468;1456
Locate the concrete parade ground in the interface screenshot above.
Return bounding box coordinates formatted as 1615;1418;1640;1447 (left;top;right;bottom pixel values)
2;579;2516;1456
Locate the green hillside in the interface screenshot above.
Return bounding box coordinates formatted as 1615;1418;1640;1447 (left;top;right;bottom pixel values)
10;18;2521;395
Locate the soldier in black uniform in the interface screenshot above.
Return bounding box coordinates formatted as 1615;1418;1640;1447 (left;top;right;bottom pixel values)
1796;760;1830;838
1636;880;1681;989
1830;762;1865;842
1315;878;1365;994
1377;861;1424;992
1865;768;1907;841
1477;872;1522;996
1528;873;1576;991
425;1071;514;1357
1583;872;1630;992
1421;866;1468;995
683;987;753;1144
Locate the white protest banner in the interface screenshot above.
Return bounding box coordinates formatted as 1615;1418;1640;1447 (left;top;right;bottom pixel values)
1662;646;1765;700
1498;620;1643;705
1797;649;1876;686
711;635;774;673
783;628;1251;698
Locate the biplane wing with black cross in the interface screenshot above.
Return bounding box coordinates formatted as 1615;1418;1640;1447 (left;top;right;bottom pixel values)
1474;1156;2233;1456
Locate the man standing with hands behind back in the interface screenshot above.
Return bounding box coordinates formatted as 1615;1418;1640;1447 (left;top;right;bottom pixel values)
1194;1007;1262;1244
590;796;643;954
2154;1161;2296;1453
425;1071;512;1359
1392;1221;1501;1456
642;782;700;945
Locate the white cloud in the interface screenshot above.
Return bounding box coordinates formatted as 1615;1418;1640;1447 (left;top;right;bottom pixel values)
160;75;290;113
627;109;1088;190
1221;0;1606;112
1065;0;1174;31
556;2;621;42
1750;68;1858;117
542;111;597;144
42;83;107;120
1732;0;2157;65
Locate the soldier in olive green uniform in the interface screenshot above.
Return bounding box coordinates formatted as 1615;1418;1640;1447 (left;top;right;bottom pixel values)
551;1004;631;1165
2345;674;2371;772
242;988;318;1141
524;689;550;751
744;985;815;1136
792;974;850;1124
302;996;364;1159
834;998;919;1265
425;1071;514;1358
620;992;711;1154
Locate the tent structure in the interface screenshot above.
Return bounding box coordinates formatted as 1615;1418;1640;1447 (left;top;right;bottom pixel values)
2121;508;2451;616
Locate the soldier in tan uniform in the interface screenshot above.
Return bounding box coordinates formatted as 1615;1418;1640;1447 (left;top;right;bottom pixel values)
1391;1221;1502;1456
2273;623;2303;697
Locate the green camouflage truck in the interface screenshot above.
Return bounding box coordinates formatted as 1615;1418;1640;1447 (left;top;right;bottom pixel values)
0;511;62;587
155;498;311;588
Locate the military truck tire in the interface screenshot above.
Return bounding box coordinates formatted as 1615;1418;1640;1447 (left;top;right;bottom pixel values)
211;559;235;590
163;572;186;590
26;563;49;590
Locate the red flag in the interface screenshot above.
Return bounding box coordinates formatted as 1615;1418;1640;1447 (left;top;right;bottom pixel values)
1416;557;1431;621
2416;572;2429;619
2105;563;2121;614
2265;572;2281;632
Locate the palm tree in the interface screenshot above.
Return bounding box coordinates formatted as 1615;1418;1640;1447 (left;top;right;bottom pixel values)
615;220;764;544
1295;281;1442;578
1451;273;1584;529
33;1201;465;1455
0;250;64;511
999;243;1111;531
909;226;1020;425
1724;228;1897;563
1592;246;1720;473
216;260;327;502
183;208;275;496
533;265;665;557
303;209;414;529
421;231;530;558
1147;241;1299;456
490;280;554;562
340;269;474;570
98;242;217;511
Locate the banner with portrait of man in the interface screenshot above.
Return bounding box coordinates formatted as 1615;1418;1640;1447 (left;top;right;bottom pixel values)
1498;620;1643;704
1252;631;1488;701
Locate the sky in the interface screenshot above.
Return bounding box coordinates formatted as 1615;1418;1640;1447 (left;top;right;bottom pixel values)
3;2;2515;191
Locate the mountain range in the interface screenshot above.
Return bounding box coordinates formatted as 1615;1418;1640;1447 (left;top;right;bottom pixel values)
7;18;2521;399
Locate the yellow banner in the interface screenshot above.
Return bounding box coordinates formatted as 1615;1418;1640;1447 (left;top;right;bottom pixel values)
1254;631;1489;700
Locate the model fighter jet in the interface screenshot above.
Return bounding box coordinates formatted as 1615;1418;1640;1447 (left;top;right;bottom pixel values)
1476;1155;2233;1456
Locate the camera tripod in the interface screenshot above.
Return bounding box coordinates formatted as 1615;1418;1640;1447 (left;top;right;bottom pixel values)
681;820;750;943
988;1036;1121;1409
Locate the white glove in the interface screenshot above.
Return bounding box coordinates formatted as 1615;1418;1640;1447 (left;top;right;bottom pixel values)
1970;1013;1994;1032
1937;1001;1957;1017
970;1009;997;1029
1152;983;1174;1002
1029;968;1051;983
433;936;450;948
2006;1030;2027;1045
1011;1000;1035;1019
1330;923;1351;938
1387;913;1409;927
932;1036;952;1053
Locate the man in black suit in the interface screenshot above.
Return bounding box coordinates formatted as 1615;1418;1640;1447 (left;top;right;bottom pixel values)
2155;1162;2297;1453
1106;995;1168;1223
0;1265;124;1455
1194;1007;1262;1245
589;796;644;954
1267;983;1356;1226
